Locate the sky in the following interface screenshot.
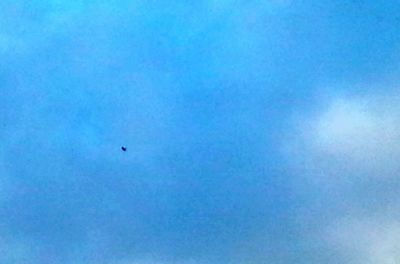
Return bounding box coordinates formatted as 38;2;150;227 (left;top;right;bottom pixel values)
1;1;400;263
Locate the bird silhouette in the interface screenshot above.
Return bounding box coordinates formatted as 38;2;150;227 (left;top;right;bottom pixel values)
121;146;127;152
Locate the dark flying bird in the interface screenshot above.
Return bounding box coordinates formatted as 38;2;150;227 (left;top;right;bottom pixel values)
121;146;127;152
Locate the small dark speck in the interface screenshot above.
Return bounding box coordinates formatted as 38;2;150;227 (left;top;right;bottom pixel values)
121;146;127;152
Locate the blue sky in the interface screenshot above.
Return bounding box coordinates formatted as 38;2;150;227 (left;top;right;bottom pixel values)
1;1;400;263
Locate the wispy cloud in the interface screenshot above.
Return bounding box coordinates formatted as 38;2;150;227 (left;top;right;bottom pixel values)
285;85;400;263
287;92;400;182
326;217;400;264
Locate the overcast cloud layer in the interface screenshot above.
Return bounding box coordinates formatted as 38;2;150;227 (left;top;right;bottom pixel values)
1;1;400;264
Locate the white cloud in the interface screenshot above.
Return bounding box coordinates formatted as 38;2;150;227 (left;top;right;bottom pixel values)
287;93;400;181
326;217;400;264
284;89;400;263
